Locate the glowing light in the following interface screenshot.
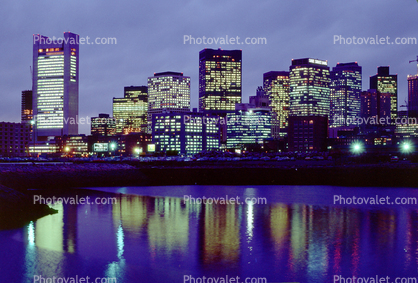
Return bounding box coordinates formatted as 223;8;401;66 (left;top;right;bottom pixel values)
351;142;363;154
401;141;413;153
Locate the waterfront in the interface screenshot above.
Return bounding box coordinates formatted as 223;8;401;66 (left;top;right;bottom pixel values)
2;185;418;282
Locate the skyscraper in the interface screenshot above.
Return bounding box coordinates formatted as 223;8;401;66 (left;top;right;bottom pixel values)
408;74;418;118
263;71;290;139
199;48;242;112
21;90;33;124
288;58;330;152
32;32;79;141
289;58;331;117
330;62;362;127
147;72;190;131
113;86;148;134
370;66;397;125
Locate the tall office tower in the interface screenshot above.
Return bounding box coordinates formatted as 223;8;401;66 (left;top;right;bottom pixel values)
330;62;362;127
408;74;418;118
21;90;33;124
199;48;242;112
370;66;397;125
113;86;148;134
288;58;330;152
289;58;331;117
263;71;290;139
32;32;79;141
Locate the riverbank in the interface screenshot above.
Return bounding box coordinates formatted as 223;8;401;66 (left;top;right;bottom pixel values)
0;184;57;229
0;161;417;190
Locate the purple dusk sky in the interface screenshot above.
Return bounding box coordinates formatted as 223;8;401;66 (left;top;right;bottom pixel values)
1;0;418;134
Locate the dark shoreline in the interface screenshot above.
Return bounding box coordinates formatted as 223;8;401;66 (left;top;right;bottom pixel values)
0;161;417;190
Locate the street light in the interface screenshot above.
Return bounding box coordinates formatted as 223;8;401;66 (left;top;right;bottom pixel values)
400;141;413;154
351;141;363;154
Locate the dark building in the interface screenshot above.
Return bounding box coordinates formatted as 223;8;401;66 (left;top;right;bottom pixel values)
199;48;242;112
361;89;391;125
91;113;116;137
408;74;418;118
21;90;33;124
263;71;290;139
0;122;31;157
330;62;362;127
288;116;328;152
370;66;397;125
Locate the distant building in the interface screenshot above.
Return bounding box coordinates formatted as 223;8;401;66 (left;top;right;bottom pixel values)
288;116;328;152
408;74;418;118
0;122;31;157
360;89;391;125
226;106;271;149
152;112;220;155
21;90;33;124
56;135;89;156
370;66;397;125
32;32;79;141
113;86;148;134
91;114;116;136
263;71;290;139
249;87;270;108
288;58;330;152
148;72;190;131
330;62;362;127
199;48;242;112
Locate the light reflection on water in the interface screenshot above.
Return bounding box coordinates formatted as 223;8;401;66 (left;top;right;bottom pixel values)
2;185;418;282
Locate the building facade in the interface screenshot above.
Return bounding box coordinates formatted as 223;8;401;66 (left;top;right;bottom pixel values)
148;72;190;131
199;48;242;112
330;62;362;127
113;86;148;134
226;108;271;149
263;71;290;139
32;32;79;141
91;114;117;136
21;90;33;124
288;58;330;152
370;66;397;125
152;112;220;155
0;122;31;157
408;74;418;118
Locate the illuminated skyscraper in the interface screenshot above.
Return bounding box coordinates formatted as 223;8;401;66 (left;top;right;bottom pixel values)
113;86;148;134
199;48;242;112
288;58;330;152
32;32;79;141
91;113;116;136
330;62;362;127
370;66;397;125
263;71;290;138
289;58;330;117
408;74;418;118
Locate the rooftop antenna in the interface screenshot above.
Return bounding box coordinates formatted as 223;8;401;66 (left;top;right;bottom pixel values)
409;56;418;74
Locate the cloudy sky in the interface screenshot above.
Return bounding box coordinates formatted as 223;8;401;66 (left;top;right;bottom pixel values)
1;0;417;134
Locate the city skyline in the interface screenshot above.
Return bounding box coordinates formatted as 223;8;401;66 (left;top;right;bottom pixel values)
1;1;418;135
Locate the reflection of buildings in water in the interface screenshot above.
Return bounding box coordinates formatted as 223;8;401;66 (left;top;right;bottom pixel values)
289;204;308;274
63;203;78;253
105;223;126;281
31;202;65;277
112;195;148;233
269;203;290;262
147;197;189;257
328;207;345;275
200;203;240;266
